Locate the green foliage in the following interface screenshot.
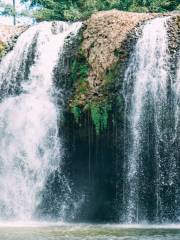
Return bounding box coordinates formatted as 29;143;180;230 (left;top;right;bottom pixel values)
63;5;81;21
90;101;111;135
128;4;149;13
71;105;81;123
0;1;32;18
69;30;111;135
90;103;101;134
69;38;91;124
105;67;118;85
1;4;14;16
149;0;179;12
23;0;179;21
70;47;89;83
71;100;112;134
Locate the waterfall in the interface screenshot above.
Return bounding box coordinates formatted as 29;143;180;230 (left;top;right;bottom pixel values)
123;17;180;223
0;21;81;221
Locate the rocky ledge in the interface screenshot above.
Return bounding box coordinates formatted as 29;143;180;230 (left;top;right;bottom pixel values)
0;24;27;58
69;10;179;134
0;11;179;134
82;10;157;89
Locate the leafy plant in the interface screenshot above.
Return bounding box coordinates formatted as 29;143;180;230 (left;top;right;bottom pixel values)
90;101;111;135
71;105;81;123
22;0;179;22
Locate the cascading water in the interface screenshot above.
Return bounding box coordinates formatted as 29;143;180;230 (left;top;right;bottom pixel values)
0;14;179;226
0;21;81;221
123;17;180;223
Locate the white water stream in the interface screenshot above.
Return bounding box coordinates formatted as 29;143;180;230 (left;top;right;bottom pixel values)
123;17;180;223
0;21;81;220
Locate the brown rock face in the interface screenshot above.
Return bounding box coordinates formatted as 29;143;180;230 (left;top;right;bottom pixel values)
0;24;27;42
82;10;157;89
0;24;27;58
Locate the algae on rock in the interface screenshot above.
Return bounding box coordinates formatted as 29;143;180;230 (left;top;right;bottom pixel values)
69;10;179;134
69;10;155;134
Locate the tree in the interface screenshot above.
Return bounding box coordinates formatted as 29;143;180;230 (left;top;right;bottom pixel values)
0;0;16;25
21;0;180;21
13;0;16;25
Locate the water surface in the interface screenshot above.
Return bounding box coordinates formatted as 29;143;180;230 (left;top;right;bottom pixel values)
1;224;180;240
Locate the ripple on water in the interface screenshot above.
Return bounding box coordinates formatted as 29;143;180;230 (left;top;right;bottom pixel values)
0;224;180;240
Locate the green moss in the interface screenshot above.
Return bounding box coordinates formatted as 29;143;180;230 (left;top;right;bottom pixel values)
90;103;101;134
70;98;111;135
105;68;117;85
69;29;115;135
69;38;114;134
71;105;81;123
103;61;120;90
69;31;91;122
70;50;89;83
90;101;111;135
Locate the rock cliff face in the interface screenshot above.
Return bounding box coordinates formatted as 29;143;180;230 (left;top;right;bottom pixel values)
69;10;179;135
0;12;179;134
70;11;158;112
0;11;179;223
0;24;27;58
82;10;156;89
82;10;179;88
64;11;180;222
